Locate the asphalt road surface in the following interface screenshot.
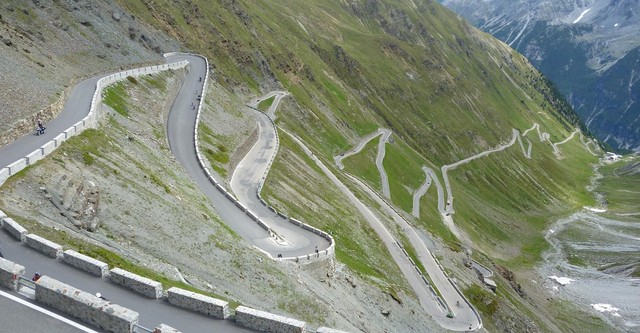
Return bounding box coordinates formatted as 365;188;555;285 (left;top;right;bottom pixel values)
0;53;258;332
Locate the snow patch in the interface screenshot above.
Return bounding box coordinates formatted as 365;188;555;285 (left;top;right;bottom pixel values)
591;303;621;317
573;8;591;24
548;275;575;285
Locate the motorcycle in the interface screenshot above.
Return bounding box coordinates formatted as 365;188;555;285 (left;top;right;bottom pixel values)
35;125;46;136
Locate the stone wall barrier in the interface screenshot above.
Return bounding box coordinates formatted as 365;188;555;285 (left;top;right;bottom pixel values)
2;217;28;242
317;327;351;333
26;149;43;165
7;158;27;175
62;250;109;277
41;140;56;155
109;267;163;299
154;324;182;333
35;276;139;333
0;168;9;185
235;306;306;333
54;133;66;147
0;258;25;291
166;287;229;319
25;234;63;258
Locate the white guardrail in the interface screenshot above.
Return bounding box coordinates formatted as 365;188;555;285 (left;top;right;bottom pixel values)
0;59;188;187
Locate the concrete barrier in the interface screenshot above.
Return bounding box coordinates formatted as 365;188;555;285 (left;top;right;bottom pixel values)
246;211;259;221
25;234;63;258
166;287;229;319
317;327;351;333
154;324;181;333
2;217;28;242
73;120;85;132
109;267;163;299
235;306;306;333
62;250;109;277
235;201;248;212
64;126;76;138
35;276;139;333
0;167;9;185
0;258;25;291
0;209;5;220
26;149;43;165
41;140;56;155
7;158;27;175
54;133;67;147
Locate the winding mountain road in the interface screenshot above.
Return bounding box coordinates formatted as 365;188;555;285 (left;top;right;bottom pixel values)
0;53;257;332
166;56;329;259
229;92;329;256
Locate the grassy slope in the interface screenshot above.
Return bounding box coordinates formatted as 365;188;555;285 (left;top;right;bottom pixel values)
113;0;602;330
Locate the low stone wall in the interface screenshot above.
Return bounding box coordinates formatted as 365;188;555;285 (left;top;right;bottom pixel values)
154;324;181;333
26;149;43;165
41;140;56;155
0;258;25;291
63;250;109;277
2;217;28;242
25;233;63;258
110;267;163;299
316;327;351;333
0;168;8;185
35;276;139;333
235;306;306;333
167;287;229;319
7;158;27;175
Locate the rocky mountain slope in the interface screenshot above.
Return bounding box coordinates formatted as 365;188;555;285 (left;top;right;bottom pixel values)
0;0;616;332
440;0;640;152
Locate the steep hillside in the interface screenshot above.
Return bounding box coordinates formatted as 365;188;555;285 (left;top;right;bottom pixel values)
0;0;612;332
0;0;181;146
440;0;640;152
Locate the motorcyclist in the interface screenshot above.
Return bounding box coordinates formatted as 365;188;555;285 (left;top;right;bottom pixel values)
32;272;41;281
36;120;45;135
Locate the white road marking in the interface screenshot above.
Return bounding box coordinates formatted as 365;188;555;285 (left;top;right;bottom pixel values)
0;289;100;333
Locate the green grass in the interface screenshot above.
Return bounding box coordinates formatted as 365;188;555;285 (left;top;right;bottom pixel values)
257;96;275;111
102;82;129;117
108;0;603;329
597;157;640;214
262;130;410;293
198;123;230;177
342;135;382;191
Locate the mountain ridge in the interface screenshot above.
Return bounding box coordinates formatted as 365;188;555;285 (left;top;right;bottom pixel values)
0;0;614;332
441;0;640;152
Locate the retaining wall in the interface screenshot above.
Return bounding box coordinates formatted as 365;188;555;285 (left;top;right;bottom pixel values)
109;267;163;299
235;306;306;333
7;158;27;175
0;168;8;185
63;249;109;277
25;233;63;258
2;217;27;242
0;258;25;291
154;324;181;333
316;327;351;333
26;149;43;165
35;276;139;333
166;287;229;319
